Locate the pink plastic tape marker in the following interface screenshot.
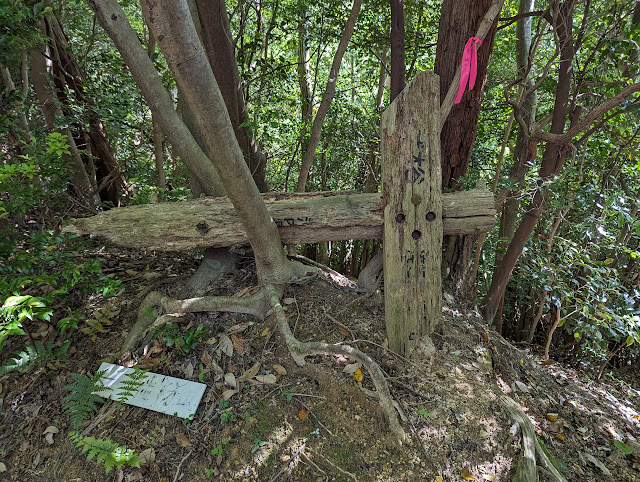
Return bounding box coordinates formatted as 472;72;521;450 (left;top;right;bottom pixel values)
454;37;483;104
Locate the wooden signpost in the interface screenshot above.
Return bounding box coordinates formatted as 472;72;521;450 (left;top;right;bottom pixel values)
382;72;442;356
66;71;494;358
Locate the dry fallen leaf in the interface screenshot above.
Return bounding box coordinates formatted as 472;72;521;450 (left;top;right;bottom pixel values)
555;433;564;441
273;364;287;376
200;351;213;368
224;373;236;388
175;433;192;448
222;389;238;400
217;334;233;357
184;362;194;379
546;413;559;422
239;362;261;381
282;297;296;305
139;447;156;466
255;374;277;384
0;462;6;472
353;368;363;382
261;326;271;336
343;362;362;374
338;326;352;337
231;333;249;356
297;408;309;421
480;332;489;342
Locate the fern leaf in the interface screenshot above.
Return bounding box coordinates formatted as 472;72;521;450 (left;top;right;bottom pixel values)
63;370;111;429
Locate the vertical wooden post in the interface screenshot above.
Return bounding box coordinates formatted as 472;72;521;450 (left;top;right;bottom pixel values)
382;72;442;356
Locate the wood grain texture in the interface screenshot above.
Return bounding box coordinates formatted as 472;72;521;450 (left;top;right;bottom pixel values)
382;72;442;356
64;189;494;251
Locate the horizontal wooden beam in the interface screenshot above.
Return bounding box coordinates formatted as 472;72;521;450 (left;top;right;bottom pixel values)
64;189;495;251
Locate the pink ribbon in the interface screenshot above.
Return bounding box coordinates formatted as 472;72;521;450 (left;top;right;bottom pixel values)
455;37;483;104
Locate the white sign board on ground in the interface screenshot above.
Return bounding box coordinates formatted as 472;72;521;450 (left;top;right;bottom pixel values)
97;363;206;419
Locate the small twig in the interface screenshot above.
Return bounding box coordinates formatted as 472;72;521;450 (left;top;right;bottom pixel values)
301;450;327;479
172;450;193;482
309;448;358;481
270;441;307;481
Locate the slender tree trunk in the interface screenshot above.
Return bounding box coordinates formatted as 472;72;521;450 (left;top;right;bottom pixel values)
481;0;576;324
296;0;363;192
390;0;405;101
434;0;500;304
147;30;166;190
297;9;313;162
493;0;537;329
31;46;96;203
137;0;290;283
195;0;269;192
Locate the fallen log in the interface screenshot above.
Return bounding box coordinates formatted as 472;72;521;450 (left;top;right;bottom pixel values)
64;189;495;251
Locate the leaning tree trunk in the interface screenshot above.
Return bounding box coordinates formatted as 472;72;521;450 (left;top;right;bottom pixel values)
44;11;122;206
31;45;97;203
296;0;363;192
434;0;500;305
390;0;406;101
137;0;290;284
195;0;269;192
481;0;576;325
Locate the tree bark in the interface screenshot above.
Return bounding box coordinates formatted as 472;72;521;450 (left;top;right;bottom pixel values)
481;0;576;325
89;0;226;197
434;0;501;304
390;0;405;102
195;0;269;192
138;0;290;284
295;0;363;192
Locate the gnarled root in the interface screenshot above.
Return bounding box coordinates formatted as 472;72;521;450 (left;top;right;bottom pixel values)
119;289;270;357
498;395;567;482
264;283;407;443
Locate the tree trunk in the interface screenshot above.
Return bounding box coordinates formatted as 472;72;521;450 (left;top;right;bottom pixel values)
195;0;269;192
30;46;96;203
434;0;500;304
390;0;405;102
147;30;166;191
296;0;363;192
137;0;289;284
89;0;226;197
481;0;576;325
44;12;122;206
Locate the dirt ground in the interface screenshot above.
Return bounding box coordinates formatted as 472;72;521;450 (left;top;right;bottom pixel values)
1;247;639;481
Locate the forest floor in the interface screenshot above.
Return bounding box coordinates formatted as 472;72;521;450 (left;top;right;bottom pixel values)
1;245;640;481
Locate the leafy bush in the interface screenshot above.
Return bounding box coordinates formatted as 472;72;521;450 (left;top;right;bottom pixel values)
0;232;121;351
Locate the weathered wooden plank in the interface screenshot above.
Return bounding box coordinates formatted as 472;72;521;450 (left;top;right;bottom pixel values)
382;71;442;356
64;190;494;250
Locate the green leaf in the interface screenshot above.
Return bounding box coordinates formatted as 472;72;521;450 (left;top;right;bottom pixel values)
614;440;632;455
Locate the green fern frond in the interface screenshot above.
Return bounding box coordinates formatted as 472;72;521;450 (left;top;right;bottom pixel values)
68;431;140;474
63;370;111;429
116;368;148;405
0;338;70;375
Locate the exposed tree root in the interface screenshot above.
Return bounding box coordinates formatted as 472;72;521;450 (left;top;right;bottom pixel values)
498;394;567;482
117;260;405;442
264;283;407;443
119;289;270;357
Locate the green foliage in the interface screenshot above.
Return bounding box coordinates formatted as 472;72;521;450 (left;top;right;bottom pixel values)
115;368;148;405
211;438;229;456
614;440;632;455
68;431;140;474
251;437;267;454
153;322;207;354
63;370;110;430
0;232;121;351
0;338;69;375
